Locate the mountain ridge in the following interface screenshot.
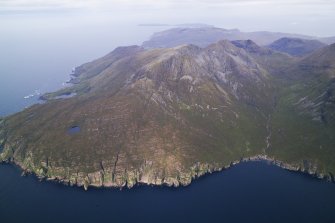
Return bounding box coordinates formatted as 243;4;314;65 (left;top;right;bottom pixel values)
142;26;335;48
268;37;326;56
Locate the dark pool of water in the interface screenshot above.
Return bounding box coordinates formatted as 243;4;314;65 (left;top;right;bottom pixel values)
1;161;335;223
68;126;80;134
54;93;77;100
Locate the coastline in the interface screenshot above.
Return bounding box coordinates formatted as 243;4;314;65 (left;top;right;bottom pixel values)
0;153;333;191
1;118;333;191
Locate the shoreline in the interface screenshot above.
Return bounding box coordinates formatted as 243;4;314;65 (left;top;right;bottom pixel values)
1;154;333;191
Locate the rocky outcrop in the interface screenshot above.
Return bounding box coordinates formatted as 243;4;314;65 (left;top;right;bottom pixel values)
0;119;8;159
243;155;333;181
6;156;224;190
1;148;332;190
0;121;332;190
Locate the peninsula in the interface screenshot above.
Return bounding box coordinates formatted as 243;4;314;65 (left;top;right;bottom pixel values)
1;29;335;190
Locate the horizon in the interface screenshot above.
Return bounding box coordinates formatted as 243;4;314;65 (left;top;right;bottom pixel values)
0;0;335;37
136;23;333;39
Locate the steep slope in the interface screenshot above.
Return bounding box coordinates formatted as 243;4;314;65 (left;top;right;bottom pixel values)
41;45;146;100
142;27;327;48
269;44;335;175
268;37;326;56
231;40;300;80
232;41;335;176
285;43;335;123
0;41;275;189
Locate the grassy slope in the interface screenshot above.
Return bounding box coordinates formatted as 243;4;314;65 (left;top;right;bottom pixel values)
269;44;335;175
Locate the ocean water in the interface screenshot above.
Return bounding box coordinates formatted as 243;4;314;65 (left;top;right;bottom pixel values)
1;162;335;223
0;16;165;116
1;15;335;223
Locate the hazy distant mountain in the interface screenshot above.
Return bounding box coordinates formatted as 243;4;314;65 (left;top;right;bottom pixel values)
268;37;326;56
142;27;333;48
231;39;298;75
298;43;335;70
1;37;335;190
231;39;272;54
138;23;213;28
319;36;335;45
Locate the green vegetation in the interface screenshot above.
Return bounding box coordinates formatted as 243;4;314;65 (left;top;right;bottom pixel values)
1;40;335;189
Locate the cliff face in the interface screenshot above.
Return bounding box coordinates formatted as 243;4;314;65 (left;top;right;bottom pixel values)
1;41;335;190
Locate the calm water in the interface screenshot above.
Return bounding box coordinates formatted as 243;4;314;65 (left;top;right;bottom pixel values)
0;16;166;116
1;162;335;223
68;126;81;135
1;15;335;223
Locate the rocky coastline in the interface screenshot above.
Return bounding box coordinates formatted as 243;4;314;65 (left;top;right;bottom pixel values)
0;119;333;190
0;147;333;190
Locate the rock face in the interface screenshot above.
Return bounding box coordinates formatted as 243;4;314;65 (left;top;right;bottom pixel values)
1;40;335;190
268;37;326;56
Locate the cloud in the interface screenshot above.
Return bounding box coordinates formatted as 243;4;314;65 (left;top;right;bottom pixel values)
0;0;334;36
1;0;334;12
0;0;91;11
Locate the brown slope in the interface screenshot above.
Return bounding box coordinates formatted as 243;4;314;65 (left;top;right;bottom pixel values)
0;41;274;189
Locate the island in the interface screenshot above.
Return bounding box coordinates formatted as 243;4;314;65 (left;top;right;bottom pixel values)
1;30;335;190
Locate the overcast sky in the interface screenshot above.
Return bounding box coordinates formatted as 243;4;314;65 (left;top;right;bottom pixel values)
1;0;335;36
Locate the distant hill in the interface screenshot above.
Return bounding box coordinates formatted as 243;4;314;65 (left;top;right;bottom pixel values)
142;27;334;48
268;37;326;56
319;36;335;45
299;43;335;70
231;39;272;55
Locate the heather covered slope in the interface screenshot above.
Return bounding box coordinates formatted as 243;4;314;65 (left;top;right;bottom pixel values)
1;41;335;190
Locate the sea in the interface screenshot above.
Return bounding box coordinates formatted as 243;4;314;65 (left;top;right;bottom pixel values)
1;16;335;223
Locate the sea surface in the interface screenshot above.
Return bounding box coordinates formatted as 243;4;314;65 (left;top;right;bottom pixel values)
1;17;335;223
1;162;335;223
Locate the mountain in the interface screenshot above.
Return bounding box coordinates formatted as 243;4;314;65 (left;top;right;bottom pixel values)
287;44;335;123
268;44;335;171
267;37;326;56
142;27;334;48
231;40;298;75
319;36;335;45
1;39;335;190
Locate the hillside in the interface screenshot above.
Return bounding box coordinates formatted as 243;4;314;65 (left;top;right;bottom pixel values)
1;41;335;190
268;44;335;172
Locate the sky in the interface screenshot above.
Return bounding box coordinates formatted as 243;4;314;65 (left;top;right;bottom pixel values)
0;0;335;36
